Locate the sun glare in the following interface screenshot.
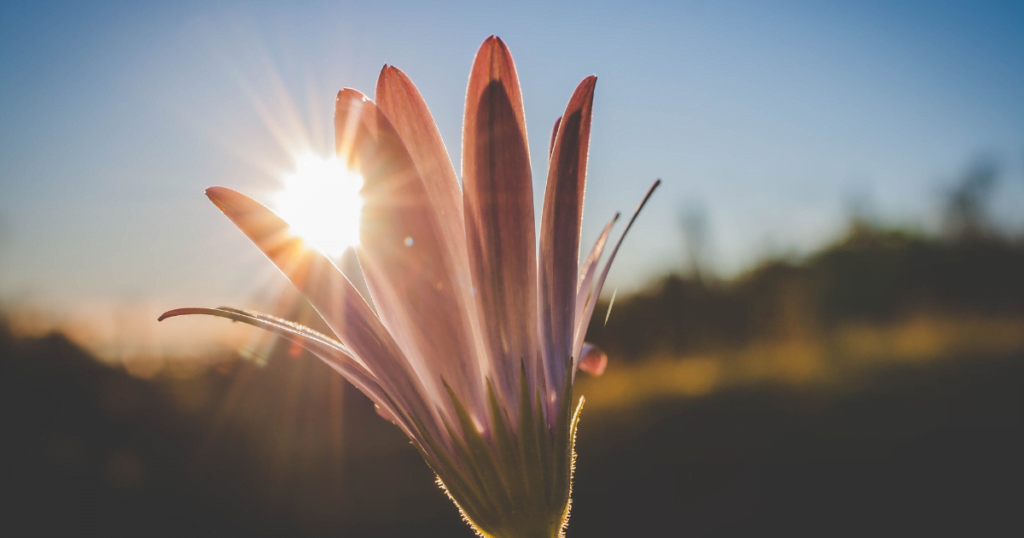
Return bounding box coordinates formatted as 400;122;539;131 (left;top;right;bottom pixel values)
274;153;364;257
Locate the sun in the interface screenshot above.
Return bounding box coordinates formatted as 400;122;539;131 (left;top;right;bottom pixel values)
273;153;364;257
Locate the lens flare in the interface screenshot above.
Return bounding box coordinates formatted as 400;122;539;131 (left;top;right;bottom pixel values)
274;153;363;257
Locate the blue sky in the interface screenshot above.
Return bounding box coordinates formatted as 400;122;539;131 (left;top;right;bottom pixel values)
1;0;1022;333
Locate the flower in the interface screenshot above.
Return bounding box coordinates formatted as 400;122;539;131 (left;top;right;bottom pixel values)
161;36;658;538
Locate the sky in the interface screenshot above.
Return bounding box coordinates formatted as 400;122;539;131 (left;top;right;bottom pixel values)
1;0;1022;355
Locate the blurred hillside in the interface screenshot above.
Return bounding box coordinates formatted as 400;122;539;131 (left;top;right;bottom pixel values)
588;226;1024;362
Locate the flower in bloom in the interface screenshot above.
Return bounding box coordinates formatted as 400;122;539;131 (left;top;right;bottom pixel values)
161;36;657;538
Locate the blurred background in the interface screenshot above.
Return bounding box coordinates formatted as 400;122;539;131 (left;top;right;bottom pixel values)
2;1;1022;536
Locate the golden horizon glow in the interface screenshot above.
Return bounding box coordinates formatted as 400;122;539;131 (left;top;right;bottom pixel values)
274;153;363;257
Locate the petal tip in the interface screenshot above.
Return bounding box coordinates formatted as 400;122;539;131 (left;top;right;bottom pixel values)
337;88;367;102
204;186;234;212
576;75;598;97
379;64;403;78
478;35;510;58
378;64;409;86
158;308;194;322
205;186;226;198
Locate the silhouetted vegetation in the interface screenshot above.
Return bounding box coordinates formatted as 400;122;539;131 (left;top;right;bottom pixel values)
587;226;1024;361
1;319;461;537
4;311;1023;536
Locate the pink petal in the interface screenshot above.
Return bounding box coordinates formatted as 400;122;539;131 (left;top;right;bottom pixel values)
375;66;469;277
573;180;661;374
335;89;484;423
203;187;447;443
577;342;608;376
539;76;597;402
461;36;539;407
375;67;487;400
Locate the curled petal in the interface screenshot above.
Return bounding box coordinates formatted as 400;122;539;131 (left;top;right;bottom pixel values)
157;307;429;451
462;36;538;411
159;307;348;354
578;342;608;376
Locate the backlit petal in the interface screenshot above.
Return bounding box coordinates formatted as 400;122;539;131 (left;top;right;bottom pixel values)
375;65;468;276
461;36;539;411
335;89;483;425
539;76;597;408
375;66;488;401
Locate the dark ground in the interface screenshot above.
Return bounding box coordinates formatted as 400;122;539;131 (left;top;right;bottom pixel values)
3;324;1022;537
